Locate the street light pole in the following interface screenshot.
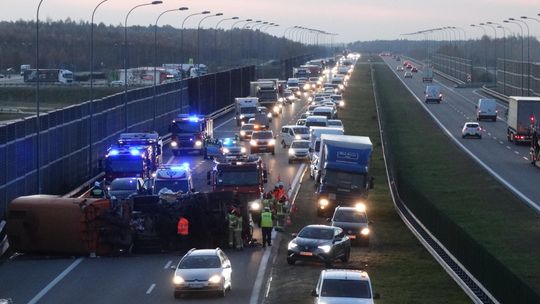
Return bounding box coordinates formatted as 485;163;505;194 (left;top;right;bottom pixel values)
181;11;210;75
504;20;525;95
215;17;238;55
230;19;250;99
494;24;509;95
471;24;488;82
197;13;222;114
123;1;162;132
483;22;498;85
518;17;532;96
36;0;45;193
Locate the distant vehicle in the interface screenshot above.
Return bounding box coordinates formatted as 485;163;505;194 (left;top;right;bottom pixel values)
422;67;433;82
424;85;442;103
288;140;311;163
396;66;404;71
221;138;247;159
311;269;378;304
287;225;350;267
173;248;232;298
404;71;413;78
312;106;337;120
462;122;482;139
329;206;370;246
239;123;255;140
250;130;276;155
330;94;345;108
108;177;145;200
476;99;498;122
20;64;31;76
506;96;540;144
235;97;259;126
411;67;418;73
327;119;344;131
169;114;212;156
296;119;306;126
23;69;73;84
109;80;124;87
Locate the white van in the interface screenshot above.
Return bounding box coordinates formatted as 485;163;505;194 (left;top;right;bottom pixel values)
280;125;310;147
476;99;497;121
312;106;337;119
424;85;442;103
305;116;328;129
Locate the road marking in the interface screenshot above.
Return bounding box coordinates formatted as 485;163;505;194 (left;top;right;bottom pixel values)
214;117;235;130
164;260;172;269
515;151;520;155
249;244;272;304
27;258;84;304
165;155;174;164
524;157;529;161
506;146;511;149
146;283;156;294
499;141;504;144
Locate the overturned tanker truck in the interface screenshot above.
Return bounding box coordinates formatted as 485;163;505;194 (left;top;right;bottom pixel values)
6;191;248;256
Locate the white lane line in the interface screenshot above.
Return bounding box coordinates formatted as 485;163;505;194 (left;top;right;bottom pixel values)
164;260;172;269
165;155;174;164
514;151;520;155
524;157;529;161
288;163;306;198
146;283;156;295
499;141;504;144
214;117;235;130
506;146;511;150
249;245;272;304
27;258;84;304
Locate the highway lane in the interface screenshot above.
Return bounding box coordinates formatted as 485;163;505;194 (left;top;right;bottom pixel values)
382;57;540;210
0;96;312;304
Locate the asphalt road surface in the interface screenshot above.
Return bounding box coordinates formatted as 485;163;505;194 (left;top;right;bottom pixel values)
382;57;540;211
0;95;311;304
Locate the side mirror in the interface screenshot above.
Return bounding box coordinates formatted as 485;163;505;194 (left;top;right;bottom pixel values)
374;293;381;299
311;289;318;297
291;233;298;238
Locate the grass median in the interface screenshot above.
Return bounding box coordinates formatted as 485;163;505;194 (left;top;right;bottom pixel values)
265;60;469;303
373;60;540;301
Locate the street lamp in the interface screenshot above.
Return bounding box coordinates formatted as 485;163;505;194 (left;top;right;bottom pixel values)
181;11;210;71
215;16;238;54
230;19;251;63
197;13;222;114
123;1;163;131
212;16;237;112
504;19;525;95
89;0;110;177
470;24;489;82
153;7;188;130
36;0;45;193
519;16;533;95
492;23;509;95
482;22;498;85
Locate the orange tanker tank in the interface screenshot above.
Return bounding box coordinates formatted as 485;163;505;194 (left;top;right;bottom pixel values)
6;195;115;255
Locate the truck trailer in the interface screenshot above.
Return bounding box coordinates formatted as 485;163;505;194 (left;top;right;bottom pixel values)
506;96;540;144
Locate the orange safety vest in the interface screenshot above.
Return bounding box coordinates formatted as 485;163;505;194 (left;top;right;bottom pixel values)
177;217;189;236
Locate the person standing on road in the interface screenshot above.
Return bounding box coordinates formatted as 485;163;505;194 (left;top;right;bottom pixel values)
234;210;243;250
260;207;275;248
177;215;189;251
228;210;237;249
91;181;105;198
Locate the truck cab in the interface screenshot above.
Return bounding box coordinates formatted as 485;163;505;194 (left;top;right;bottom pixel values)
169;114;212;156
235;97;260;126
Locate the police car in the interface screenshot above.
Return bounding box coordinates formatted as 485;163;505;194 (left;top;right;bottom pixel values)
150;164;194;194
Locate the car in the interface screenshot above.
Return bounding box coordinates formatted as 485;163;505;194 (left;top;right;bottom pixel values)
250;130;276;155
329;206;370;246
287;224;351;267
330;94;345;108
288;139;311;163
257;106;273;122
462;122;482;139
300;113;311;119
411;66;418;73
108;177;145;200
327;119;344;131
239;123;255;140
280;125;310;147
396;66;404;71
404;71;413;78
221;137;247;159
109;80;124;87
296;119;306;126
311;269;378;304
173;248;232;298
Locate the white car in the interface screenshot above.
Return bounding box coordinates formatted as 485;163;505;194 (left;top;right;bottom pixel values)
280;125;310;147
296;119;306;126
396;66;404;71
288;140;311;163
239;123;255;140
173;248;232;298
327;119;344;131
462;122;482;139
311;269;378;304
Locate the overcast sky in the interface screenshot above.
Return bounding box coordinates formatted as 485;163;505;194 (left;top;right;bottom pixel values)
2;0;540;42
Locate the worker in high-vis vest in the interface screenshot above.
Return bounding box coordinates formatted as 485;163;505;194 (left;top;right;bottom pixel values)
228;211;237;248
177;216;189;251
234;211;243;250
260;207;275;248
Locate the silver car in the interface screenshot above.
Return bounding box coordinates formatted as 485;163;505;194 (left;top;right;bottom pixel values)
173;248;232;298
288;140;311;163
312;269;378;304
461;122;482;139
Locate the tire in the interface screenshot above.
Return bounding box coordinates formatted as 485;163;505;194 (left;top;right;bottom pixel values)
281;141;285;148
287;258;296;265
340;249;350;263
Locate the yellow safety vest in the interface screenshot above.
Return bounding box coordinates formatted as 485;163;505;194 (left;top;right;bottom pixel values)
261;212;273;228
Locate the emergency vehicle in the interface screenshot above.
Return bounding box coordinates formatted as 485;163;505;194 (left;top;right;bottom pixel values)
104;132;163;181
149;164;194;194
169;114;213;156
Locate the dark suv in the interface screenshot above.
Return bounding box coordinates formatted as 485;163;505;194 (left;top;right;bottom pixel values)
287;225;351;267
329;206;370;246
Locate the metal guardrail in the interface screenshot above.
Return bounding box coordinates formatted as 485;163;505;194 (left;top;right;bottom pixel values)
481;86;510;104
370;63;499;304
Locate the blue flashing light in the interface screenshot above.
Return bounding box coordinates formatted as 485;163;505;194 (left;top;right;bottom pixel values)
170;166;183;171
109;149;119;156
182;162;190;169
188;116;199;122
130;149;140;156
223;138;232;145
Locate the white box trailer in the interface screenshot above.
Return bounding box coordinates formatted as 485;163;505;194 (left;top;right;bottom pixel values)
507;96;540;144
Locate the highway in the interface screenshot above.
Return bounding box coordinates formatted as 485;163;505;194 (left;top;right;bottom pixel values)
0;97;311;304
381;57;540;211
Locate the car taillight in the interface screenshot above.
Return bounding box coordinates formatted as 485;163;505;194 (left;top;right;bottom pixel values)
477;127;481;131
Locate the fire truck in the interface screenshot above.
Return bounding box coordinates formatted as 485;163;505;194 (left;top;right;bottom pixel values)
207;155;268;220
169;114;213;156
103;132;163;181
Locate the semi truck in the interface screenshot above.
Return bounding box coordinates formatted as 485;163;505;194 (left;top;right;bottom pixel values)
235;97;260;126
506;96;540;144
315;134;374;216
422;67;433;83
293;67;310;79
169;114;213;156
23;69;73;84
249;81;281;116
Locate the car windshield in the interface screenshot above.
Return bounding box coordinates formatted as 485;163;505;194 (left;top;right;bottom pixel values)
241;125;254;131
171;121;200;133
179;255;221;269
291;141;310;149
292;127;309;134
298;227;334;239
216;171;260;186
105;157;142;173
334;210;367;223
324;170;365;189
110;179;138;191
321;279;371;298
252;132;273;139
306;121;327;128
154;179;190;193
240;107;257;114
328;121;342;126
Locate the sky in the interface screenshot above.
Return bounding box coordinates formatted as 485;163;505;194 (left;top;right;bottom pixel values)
2;0;540;42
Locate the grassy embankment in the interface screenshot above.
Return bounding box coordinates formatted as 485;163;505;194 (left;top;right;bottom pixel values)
265;58;470;303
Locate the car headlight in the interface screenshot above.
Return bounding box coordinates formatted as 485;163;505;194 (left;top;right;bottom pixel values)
303;84;310;90
240;131;246;136
296;91;301;96
339;101;345;107
295;135;301;140
241;147;247;153
308;97;313;102
222;148;230;154
319;199;329;206
288;241;298;250
173;275;184;285
278;97;284;102
279;104;283;108
208;275;222;284
269;139;275;145
339;84;344;90
170;141;178;147
318;245;332;253
273;106;279;113
250;201;261;211
250;140;257;146
355;203;366;212
267;113;272;118
195;140;202;147
239;114;245;119
288;149;295;155
361;228;370;236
